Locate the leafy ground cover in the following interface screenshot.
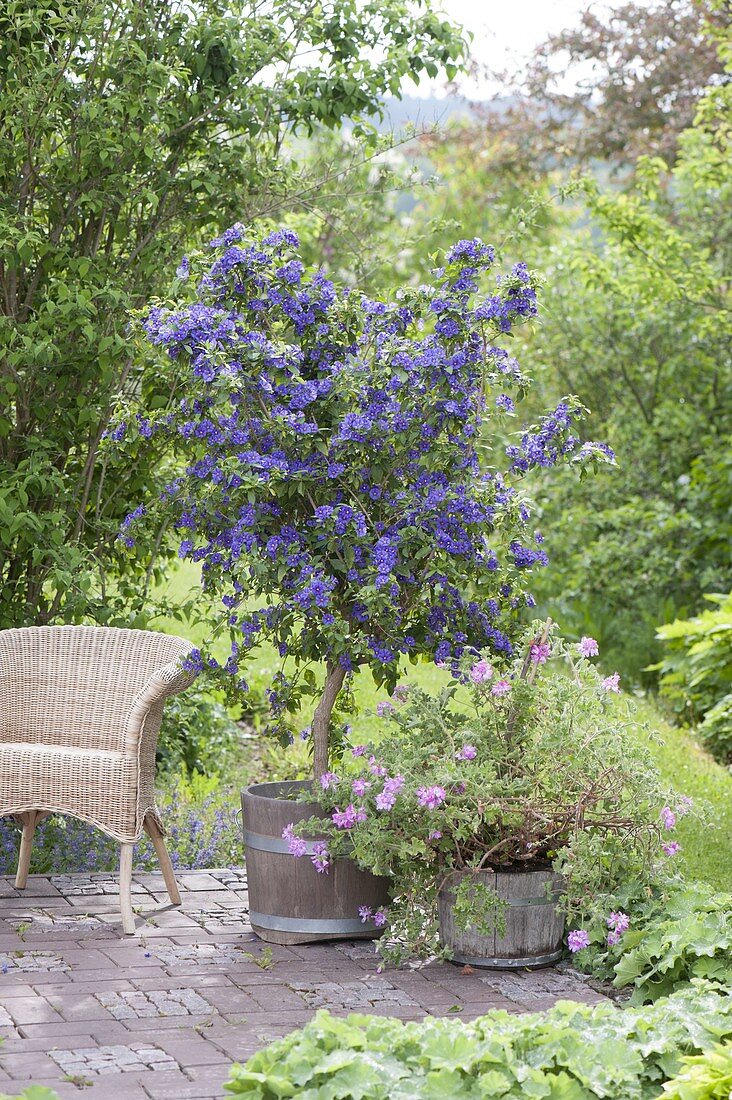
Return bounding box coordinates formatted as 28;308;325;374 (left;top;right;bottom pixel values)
572;880;732;1005
224;982;732;1099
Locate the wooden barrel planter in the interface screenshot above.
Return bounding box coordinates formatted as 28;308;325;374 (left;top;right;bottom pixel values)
241;780;390;945
438;868;565;969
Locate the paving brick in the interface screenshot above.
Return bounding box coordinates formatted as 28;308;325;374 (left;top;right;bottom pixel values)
49;1043;177;1076
190;985;256;1016
0;1050;62;1079
46;991;116;1023
153;1031;230;1068
4;994;60;1026
0;950;70;974
97;988;214;1020
132;973;234;992
117;1016;216;1034
47;1079;150;1100
288;976;418;1011
11;878;64;899
140;1067;228;1099
0;868;612;1091
49;977;137;994
177;874;229;892
17;1021;132;1045
51;874;150;897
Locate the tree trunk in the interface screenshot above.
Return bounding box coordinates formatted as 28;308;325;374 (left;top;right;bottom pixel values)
312;662;346;780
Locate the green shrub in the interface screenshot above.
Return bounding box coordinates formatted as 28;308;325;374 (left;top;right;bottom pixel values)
297;625;674;966
654;594;732;764
225;981;732;1099
0;0;465;632
662;1043;732;1100
157;686;245;776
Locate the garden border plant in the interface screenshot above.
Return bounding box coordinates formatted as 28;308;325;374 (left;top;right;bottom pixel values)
223;981;732;1099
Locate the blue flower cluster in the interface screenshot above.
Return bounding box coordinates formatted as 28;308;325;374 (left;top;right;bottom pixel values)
110;226;611;734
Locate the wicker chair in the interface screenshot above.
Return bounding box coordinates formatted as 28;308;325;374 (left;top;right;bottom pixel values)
0;625;196;934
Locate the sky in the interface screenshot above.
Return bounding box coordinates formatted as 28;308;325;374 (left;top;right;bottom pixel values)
422;0;651;98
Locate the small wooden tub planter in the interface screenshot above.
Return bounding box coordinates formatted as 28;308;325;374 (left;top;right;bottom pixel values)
438;868;565;969
241;780;390;945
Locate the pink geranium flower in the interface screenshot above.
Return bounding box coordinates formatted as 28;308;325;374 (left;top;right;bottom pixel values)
601;672;621;693
416;785;446;809
470;658;493;684
578;636;599;657
567;929;590;952
607;911;630;934
332;804;367;829
282;824;307;858
456;744;477;761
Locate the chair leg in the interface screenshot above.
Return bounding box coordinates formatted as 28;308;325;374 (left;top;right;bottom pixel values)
119;843;136;935
144;816;181;906
15;811;39;889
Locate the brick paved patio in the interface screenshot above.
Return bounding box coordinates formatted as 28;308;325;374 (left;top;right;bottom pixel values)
0;871;609;1099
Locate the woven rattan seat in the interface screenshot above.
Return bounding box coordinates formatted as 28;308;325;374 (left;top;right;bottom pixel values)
0;743;138;835
0;625;197;933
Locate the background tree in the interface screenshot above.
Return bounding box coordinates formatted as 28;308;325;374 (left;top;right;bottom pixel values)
525;75;732;677
503;0;728;170
0;0;465;629
388;13;732;680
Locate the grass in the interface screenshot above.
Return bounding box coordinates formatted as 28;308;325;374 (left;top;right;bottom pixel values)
152;561;732;892
631;697;732;893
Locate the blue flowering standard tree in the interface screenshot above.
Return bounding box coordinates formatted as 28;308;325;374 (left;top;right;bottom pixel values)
109;226;613;778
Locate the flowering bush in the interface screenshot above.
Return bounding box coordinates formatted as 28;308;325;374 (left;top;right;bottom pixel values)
290;623;678;965
569;880;732;1005
108;226;612;777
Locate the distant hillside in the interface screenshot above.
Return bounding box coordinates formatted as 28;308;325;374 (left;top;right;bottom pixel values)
376;94;476;132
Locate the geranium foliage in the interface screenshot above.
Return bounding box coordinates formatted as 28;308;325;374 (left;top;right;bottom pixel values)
110;226;612;774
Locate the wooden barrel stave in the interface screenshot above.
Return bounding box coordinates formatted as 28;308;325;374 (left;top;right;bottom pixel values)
438;868;565;969
242;780;390;945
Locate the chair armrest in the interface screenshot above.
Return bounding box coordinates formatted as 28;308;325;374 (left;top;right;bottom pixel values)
124;658;198;751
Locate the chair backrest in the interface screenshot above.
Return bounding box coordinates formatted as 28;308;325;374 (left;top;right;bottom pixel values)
0;625;193;753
